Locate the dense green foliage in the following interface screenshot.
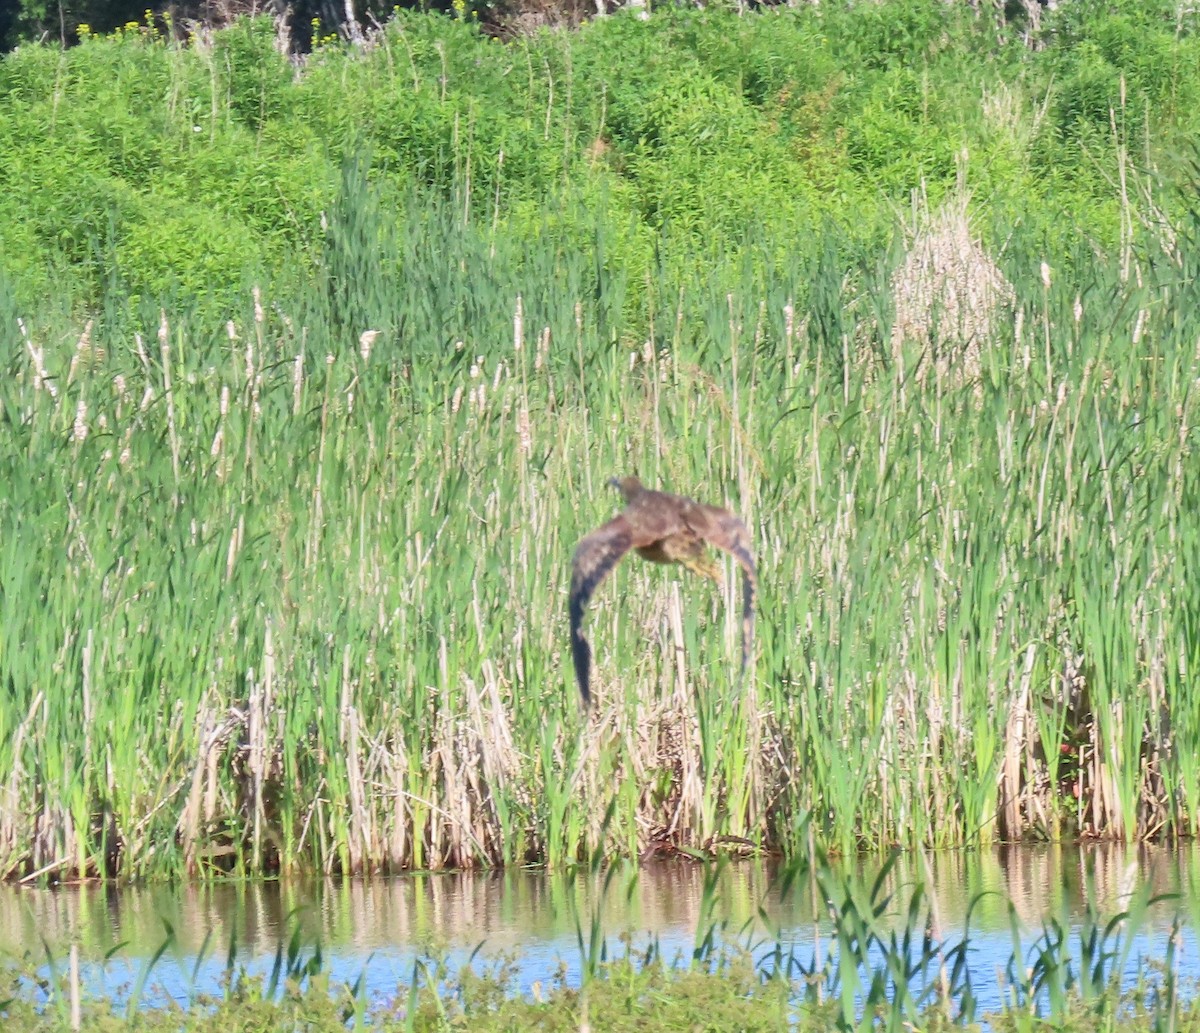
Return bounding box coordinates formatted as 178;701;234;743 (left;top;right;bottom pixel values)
2;0;1198;320
2;3;1200;878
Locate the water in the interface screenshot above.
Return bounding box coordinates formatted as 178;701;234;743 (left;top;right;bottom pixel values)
3;842;1199;1014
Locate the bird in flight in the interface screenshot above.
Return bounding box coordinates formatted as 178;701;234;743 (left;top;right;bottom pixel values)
569;476;757;707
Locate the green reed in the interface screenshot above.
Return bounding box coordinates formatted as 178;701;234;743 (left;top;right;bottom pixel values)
2;165;1200;878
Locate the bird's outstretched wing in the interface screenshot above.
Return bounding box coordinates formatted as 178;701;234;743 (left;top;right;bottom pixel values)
569;515;635;707
686;503;758;674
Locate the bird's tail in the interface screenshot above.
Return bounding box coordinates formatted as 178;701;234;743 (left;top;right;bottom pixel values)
740;565;756;675
569;589;593;708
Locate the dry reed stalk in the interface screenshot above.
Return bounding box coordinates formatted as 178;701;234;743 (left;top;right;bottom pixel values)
245;623;277;871
340;645;370;874
66;320;99;386
890;189;1014;389
1108;701;1130;841
462;655;517;861
203;712;222;825
1000;652;1032;840
19;319;57;398
245;665;264;870
0;692;43;876
292;353;304;416
178;703;214;872
981;82;1049;150
460;676;491;860
382;729;410;869
667;583;705;844
430;685;461;867
32;796;74;880
158;312;181;496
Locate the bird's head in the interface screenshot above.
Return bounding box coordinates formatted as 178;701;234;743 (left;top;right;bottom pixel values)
609;475;645;502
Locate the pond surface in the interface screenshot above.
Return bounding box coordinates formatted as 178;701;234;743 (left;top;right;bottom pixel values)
3;843;1199;1013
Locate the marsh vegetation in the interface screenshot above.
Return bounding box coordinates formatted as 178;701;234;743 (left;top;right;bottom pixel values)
2;2;1200;880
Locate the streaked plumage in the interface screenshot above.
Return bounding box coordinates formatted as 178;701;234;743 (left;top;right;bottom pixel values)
569;476;757;707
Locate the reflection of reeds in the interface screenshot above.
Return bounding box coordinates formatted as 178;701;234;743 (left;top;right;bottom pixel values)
1;846;1197;977
2;178;1200;877
19;844;1191;1031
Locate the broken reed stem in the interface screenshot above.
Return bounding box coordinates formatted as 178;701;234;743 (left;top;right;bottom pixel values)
159;313;181;499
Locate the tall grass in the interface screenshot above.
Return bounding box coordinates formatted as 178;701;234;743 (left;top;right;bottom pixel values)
2;156;1200;878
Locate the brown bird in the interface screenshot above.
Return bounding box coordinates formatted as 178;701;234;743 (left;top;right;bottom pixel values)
569;476;757;707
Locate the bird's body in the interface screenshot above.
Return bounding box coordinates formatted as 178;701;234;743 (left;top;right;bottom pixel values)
569;476;756;706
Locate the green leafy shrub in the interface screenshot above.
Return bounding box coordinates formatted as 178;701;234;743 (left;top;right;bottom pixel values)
211;16;295;131
0;2;1197;322
113;201;263;307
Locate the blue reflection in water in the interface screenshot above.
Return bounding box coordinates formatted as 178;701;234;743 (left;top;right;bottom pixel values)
37;918;1198;1018
7;843;1200;1017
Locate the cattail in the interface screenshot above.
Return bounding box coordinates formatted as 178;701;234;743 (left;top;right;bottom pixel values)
513;294;524;352
67;320;95;384
1040;261;1052;289
211;385;230;457
1015;309;1027;369
293;354;303;415
359;329;379;362
516;406;531;457
20;320;56;398
73;400;88;442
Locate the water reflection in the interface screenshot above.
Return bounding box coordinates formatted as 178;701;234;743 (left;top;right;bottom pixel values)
1;842;1197;1010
